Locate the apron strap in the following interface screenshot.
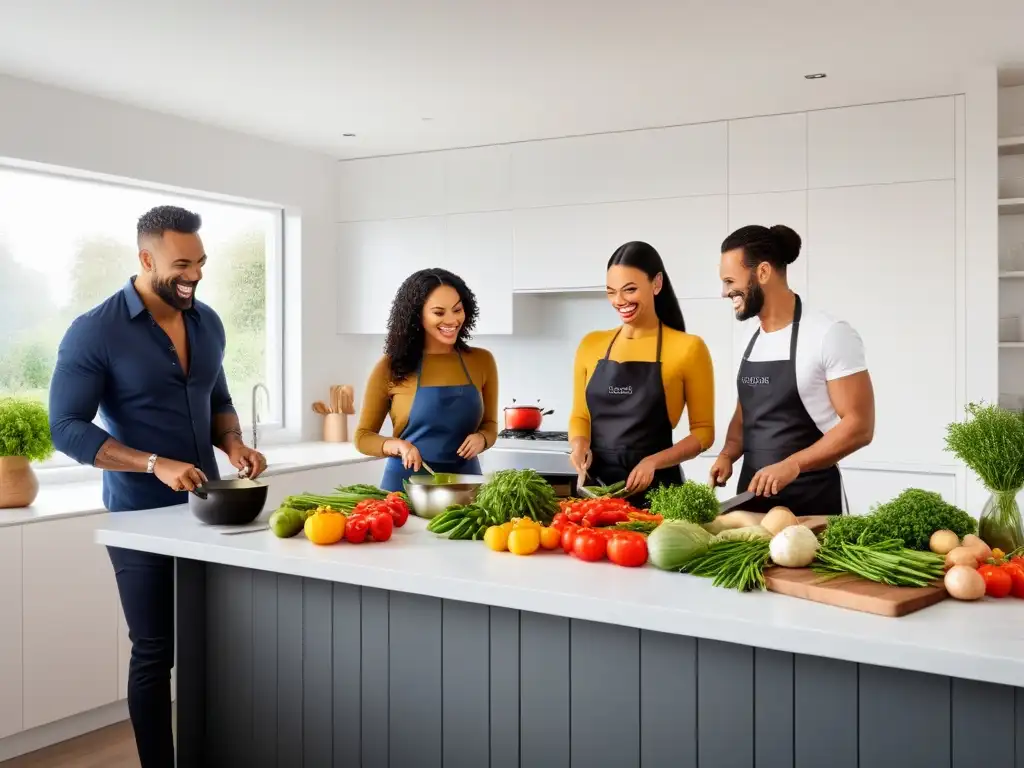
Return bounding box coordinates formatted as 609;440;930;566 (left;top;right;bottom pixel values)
604;324;663;361
742;293;804;362
455;350;473;385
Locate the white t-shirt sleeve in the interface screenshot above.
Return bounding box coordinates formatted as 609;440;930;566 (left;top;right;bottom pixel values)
820;321;867;381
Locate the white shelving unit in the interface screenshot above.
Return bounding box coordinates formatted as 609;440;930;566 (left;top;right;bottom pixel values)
998;85;1024;410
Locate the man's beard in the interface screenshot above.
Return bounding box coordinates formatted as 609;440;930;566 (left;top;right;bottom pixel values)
734;279;765;322
153;275;197;311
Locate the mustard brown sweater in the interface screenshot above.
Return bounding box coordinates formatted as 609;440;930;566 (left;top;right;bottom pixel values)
354;348;499;458
569;326;715;450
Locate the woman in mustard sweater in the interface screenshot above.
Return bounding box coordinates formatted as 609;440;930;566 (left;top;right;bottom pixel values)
569;241;715;502
355;268;499;491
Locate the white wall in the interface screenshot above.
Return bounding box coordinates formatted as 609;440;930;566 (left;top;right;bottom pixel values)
334;75;1001;516
0;73;337;441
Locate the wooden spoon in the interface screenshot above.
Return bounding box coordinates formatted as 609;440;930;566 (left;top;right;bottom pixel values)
312;401;331;416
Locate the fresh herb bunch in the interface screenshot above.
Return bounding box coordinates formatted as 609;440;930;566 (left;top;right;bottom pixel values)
475;469;558;524
647;481;719;524
946;402;1024;493
819;488;975;551
679;538;772;591
815;539;945;587
0;398;54;462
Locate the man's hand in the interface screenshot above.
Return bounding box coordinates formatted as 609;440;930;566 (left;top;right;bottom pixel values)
154;458;208;492
626;456;657;495
456;432;486;460
708;454;734;487
748;458;800;497
228;444;267;479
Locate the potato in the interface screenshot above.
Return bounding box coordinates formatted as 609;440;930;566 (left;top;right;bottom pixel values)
961;534;993;563
762;506;799;536
929;529;960;555
944;546;979;570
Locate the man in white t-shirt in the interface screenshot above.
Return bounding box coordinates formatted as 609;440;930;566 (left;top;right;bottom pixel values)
708;224;875;516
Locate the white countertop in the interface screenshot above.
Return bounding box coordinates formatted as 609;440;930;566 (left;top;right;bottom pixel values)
0;442;376;528
95;505;1024;688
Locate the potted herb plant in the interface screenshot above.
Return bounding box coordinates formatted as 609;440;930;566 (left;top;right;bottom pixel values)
945;402;1024;552
0;397;54;509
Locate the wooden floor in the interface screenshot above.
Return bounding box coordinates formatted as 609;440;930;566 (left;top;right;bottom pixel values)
2;721;139;768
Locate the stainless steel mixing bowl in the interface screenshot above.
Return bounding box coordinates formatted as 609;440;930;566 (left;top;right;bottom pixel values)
403;474;486;519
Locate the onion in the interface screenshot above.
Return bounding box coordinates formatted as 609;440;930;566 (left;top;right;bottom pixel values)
929;529;960;555
944;546;979;569
944;565;986;601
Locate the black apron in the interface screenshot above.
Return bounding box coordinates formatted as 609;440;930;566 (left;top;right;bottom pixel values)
736;295;846;516
585;324;683;508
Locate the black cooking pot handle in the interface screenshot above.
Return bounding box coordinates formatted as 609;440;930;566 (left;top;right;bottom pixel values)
542;409;554;416
190;487;209;501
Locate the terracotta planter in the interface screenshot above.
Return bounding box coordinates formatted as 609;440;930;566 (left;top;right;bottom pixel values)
0;456;39;509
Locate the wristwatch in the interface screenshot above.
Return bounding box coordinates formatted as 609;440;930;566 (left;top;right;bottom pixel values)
146;454;158;474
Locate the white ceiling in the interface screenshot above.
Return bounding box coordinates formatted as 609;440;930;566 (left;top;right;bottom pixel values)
1;0;1022;159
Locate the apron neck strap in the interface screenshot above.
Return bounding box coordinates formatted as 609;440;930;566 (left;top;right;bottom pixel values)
742;293;803;362
416;349;473;385
604;323;663;362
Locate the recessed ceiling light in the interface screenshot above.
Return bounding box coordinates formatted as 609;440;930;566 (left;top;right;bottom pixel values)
342;133;356;137
804;73;827;80
421;117;434;122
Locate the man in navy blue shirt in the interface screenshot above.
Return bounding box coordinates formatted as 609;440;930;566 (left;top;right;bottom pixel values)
49;205;266;768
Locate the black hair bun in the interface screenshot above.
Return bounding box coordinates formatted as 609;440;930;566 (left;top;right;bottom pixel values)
769;225;802;265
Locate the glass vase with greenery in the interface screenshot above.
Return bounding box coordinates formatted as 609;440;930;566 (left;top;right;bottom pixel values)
945;402;1024;552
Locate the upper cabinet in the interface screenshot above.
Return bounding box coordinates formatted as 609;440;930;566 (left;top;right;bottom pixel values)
512;195;727;295
510;122;728;209
445;211;514;335
338;153;446;222
808;97;955;188
443;146;512;213
728;113;807;194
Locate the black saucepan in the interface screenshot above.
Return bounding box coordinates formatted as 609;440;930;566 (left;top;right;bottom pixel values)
188;478;269;525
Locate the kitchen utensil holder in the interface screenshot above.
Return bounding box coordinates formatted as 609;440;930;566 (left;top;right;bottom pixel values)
323;413;348;443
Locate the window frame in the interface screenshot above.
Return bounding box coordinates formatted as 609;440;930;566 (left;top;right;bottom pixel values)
0;163;289;483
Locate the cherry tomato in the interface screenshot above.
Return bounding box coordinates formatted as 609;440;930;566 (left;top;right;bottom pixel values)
552;512;569;527
573;529;607;562
978;564;1012;598
561;524;580;554
345;514;369;544
607;532;648;567
368;511;393;542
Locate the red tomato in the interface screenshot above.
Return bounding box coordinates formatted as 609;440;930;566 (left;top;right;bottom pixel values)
978;564;1013;598
607;533;648;567
345;514;369;544
567;509;584;524
561;524;580;554
1002;562;1024;598
573;529;607;562
368;511;394;542
552;512;569;527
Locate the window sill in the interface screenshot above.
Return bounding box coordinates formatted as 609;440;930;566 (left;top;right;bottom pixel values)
2;441;380;528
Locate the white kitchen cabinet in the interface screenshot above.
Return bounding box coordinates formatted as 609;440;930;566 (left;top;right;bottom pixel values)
336;217;445;334
443;145;512;213
808;180;956;467
337;153;446;222
808;97;954;189
728;190;809;361
510;122;727;209
728;113;807;194
0;526;22;739
445;211;514;335
22;515;119;729
512;195;727;296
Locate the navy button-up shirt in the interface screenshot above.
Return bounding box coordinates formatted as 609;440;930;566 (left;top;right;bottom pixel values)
49;278;236;512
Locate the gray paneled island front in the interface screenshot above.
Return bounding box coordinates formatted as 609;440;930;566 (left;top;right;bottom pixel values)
97;507;1024;768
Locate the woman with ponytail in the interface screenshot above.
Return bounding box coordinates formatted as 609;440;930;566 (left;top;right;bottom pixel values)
568;241;715;503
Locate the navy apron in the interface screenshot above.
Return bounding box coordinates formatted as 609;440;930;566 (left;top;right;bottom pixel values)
584;324;683;508
735;295;846;516
379;351;484;492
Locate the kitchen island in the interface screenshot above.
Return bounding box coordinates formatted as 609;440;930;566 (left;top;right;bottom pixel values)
97;507;1024;768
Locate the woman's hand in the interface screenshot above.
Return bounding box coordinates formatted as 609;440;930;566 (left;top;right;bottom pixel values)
457;432;486;460
569;438;592;474
626;456;658;495
387;439;423;471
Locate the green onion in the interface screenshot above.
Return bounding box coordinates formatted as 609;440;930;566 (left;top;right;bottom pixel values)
679;538;772;592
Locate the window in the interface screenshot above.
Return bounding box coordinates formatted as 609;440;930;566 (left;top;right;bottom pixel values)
0;166;284;463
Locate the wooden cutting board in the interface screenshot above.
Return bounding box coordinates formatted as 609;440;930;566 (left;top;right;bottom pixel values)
763;515;947;617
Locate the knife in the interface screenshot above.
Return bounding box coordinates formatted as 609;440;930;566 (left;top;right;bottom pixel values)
718;490;756;515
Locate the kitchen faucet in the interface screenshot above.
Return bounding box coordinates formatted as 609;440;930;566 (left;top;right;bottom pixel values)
251;383;270;451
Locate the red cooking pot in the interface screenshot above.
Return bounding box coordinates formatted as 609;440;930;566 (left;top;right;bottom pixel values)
504;400;554;432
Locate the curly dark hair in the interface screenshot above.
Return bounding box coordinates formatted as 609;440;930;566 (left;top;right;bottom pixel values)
136;205;202;245
384;268;479;383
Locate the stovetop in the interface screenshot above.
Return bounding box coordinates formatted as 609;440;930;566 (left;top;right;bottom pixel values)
497;430;569;442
